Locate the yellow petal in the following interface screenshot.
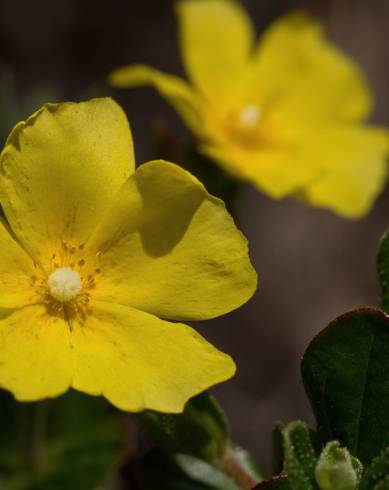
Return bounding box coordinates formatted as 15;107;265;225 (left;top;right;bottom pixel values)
87;160;257;321
71;301;235;413
177;0;254;100
201;124;389;210
252;12;372;123
0;220;39;308
0;98;134;268
0;305;72;400
109;64;202;134
200;138;323;198
300;127;389;218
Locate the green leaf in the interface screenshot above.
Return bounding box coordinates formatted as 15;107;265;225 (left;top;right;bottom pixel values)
141;393;264;488
254;476;290;489
315;441;362;490
360;447;389;490
377;231;389;311
374;478;389;490
174;454;241;490
0;389;126;489
301;308;389;465
283;421;317;490
137;449;210;490
142;391;228;461
138;449;240;490
272;422;285;476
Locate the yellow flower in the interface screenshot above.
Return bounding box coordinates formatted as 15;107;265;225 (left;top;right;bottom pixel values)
109;0;389;219
0;97;256;413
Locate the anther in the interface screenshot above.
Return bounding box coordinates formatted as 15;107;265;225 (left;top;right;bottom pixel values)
47;267;82;302
239;105;261;128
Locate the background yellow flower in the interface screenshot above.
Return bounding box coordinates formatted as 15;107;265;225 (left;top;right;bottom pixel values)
0;97;257;413
110;0;389;219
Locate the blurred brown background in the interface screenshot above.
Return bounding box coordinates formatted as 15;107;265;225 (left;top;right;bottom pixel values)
1;0;389;474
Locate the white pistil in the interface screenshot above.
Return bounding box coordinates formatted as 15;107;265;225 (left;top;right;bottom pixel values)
239;104;261;128
48;267;82;302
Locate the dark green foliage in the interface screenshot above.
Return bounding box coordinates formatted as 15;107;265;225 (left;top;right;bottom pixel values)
360;447;389;490
138;449;241;490
377;231;389;311
140;392;263;489
301;308;389;465
272;423;285;476
142;392;228;462
0;389;127;489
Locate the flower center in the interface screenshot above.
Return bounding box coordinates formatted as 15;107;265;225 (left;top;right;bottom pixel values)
47;267;82;302
238;104;262;129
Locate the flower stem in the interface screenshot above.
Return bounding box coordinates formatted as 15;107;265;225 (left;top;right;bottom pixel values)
218;447;259;490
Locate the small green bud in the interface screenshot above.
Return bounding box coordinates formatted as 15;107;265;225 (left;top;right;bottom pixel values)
315;441;362;490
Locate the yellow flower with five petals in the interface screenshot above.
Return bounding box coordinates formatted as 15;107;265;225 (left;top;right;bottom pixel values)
110;0;389;218
0;97;256;412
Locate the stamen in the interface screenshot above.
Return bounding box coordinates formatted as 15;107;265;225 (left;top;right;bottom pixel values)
239;105;261;128
47;267;82;302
